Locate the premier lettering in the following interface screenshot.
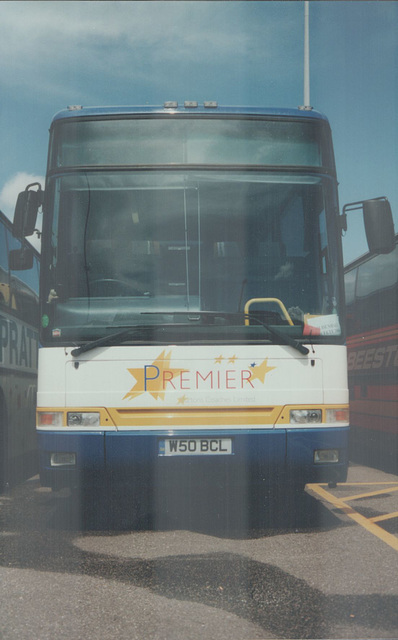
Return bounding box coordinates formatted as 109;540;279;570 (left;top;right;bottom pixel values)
144;366;254;391
144;364;160;390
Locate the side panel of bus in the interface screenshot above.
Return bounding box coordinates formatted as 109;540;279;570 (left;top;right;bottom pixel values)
345;241;398;473
0;214;39;490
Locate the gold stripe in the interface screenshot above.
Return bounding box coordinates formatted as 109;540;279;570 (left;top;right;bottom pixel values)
37;404;349;428
108;406;282;427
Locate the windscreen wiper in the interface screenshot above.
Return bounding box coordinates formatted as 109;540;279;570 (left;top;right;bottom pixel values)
71;312;309;358
71;325;147;357
142;311;310;355
252;318;309;355
70;321;218;357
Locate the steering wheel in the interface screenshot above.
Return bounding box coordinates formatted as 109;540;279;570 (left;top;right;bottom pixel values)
89;278;145;297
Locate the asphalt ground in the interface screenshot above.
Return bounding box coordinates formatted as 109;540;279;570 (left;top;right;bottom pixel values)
0;463;397;640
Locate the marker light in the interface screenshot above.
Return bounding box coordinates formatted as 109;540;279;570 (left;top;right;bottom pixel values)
67;412;100;427
290;409;322;424
50;452;76;467
326;408;349;423
314;449;339;464
38;412;63;427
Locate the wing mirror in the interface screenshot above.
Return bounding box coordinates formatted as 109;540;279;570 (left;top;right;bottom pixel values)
14;182;43;238
9;248;34;271
341;197;395;254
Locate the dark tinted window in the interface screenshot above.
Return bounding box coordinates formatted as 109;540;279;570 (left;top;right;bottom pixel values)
345;244;398;334
51;117;333;170
7;231;39;324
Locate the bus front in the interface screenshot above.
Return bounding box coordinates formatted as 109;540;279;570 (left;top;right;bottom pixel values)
36;104;349;510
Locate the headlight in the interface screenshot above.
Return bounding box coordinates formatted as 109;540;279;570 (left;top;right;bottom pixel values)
67;412;100;427
290;409;322;424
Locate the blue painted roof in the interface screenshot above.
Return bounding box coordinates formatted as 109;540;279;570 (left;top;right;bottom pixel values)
52;104;329;124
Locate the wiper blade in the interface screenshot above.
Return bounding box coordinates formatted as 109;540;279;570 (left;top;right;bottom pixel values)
71;325;146;357
143;311;309;355
71;321;220;357
71;310;309;358
254;320;309;355
238;312;308;355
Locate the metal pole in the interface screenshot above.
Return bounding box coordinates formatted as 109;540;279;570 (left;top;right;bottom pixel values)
304;0;311;108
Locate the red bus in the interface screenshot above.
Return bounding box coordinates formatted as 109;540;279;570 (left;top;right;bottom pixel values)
344;234;397;474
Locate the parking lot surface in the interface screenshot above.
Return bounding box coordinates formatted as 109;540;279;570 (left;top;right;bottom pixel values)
0;463;397;640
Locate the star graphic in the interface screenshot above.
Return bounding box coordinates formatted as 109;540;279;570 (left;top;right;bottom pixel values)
214;355;224;364
228;355;237;364
124;350;185;401
250;362;257;368
177;395;188;405
249;358;276;383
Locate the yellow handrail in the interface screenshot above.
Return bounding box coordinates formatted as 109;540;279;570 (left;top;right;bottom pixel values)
244;297;294;326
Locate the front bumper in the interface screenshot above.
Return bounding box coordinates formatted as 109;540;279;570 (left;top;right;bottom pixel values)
38;427;349;493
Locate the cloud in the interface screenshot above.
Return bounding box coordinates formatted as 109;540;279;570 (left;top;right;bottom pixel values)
0;1;298;98
0;172;45;221
1;1;249;53
0;2;244;64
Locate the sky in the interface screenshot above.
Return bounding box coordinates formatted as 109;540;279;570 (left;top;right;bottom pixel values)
0;0;396;264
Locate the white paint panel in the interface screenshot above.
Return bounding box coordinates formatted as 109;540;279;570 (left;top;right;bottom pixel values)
37;345;351;412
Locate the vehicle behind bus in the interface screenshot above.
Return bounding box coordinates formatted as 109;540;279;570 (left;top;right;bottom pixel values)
0;210;39;491
345;234;398;474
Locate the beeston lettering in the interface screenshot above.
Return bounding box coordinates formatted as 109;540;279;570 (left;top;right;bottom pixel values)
144;365;254;391
347;344;398;371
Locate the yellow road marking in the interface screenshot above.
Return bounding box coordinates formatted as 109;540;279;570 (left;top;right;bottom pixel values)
329;482;398;485
370;511;398;523
307;483;398;552
343;486;398;501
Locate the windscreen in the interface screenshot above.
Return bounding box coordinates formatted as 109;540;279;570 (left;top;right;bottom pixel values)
41;171;342;345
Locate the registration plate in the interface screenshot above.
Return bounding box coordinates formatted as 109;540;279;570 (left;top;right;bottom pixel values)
159;437;233;456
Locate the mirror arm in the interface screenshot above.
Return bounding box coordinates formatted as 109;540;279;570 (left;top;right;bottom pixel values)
343;196;389;215
340;200;374;236
25;182;44;207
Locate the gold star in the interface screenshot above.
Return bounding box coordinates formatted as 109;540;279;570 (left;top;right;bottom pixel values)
177;395;188;405
215;355;224;364
124;350;185;401
228;355;237;364
249;358;276;384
